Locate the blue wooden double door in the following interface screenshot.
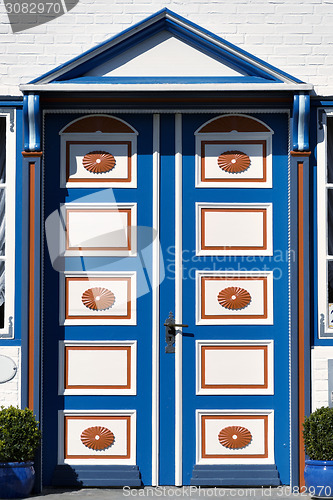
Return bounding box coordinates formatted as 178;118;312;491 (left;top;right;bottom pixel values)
42;110;292;487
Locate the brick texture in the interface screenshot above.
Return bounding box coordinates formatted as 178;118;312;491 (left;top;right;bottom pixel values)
0;347;21;408
0;0;332;96
312;347;333;411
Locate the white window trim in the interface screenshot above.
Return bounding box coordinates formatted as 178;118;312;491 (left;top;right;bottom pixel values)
317;108;333;337
0;110;16;338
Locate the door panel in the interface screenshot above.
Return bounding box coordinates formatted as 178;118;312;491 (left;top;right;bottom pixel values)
181;113;290;485
42;113;154;486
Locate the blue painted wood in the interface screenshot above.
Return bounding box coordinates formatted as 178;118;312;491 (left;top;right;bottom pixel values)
158;114;176;486
191;465;280;486
42;113;154;487
52;466;142;487
182;112;292;486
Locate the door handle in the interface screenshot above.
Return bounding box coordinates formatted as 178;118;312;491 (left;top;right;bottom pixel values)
164;311;188;353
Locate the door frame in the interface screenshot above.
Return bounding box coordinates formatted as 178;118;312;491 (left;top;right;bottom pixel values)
25;104;306;488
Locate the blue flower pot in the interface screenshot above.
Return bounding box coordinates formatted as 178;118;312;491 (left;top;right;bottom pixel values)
0;462;35;498
305;460;333;498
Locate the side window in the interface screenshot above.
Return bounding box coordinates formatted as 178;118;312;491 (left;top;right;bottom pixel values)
0;112;15;338
0;118;5;329
328;119;333;317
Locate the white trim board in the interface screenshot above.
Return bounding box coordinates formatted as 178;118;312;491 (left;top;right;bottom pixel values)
21;83;313;92
316;109;333;338
151;113;160;486
0;110;16;338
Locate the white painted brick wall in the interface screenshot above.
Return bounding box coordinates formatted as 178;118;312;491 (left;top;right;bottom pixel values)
311;347;333;411
0;347;21;408
0;0;332;96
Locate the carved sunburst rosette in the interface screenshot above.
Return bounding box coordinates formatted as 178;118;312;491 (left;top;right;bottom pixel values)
218;426;252;450
80;426;115;451
81;287;115;311
217;286;251;310
217;151;251;174
82;151;116;174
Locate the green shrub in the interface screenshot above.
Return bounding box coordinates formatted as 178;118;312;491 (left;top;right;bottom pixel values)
303;406;333;460
0;406;41;462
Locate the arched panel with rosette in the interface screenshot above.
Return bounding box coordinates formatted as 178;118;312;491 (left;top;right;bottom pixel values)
60;114;138;188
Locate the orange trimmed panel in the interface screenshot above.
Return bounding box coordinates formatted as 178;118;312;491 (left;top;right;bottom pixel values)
201;345;268;390
66;141;132;184
201;414;268;459
201;276;268;320
201;207;267;251
65;415;131;460
65;276;132;321
64;346;131;390
201;140;267;183
66;208;132;252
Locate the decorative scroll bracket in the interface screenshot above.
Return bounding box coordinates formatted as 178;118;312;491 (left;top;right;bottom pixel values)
23;93;41;152
292;92;310;152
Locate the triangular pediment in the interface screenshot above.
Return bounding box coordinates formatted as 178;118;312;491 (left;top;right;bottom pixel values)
84;31;247;79
21;8;312;91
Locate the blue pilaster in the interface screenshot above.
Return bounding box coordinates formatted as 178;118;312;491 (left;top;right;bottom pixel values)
293;93;310;152
23;94;41;152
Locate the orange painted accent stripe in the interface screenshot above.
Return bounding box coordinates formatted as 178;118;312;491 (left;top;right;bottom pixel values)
28;161;36;411
298;161;306;488
22;151;43;158
290;151;311;157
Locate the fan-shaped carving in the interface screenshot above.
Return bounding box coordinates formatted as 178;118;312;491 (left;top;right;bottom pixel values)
80;426;115;451
217;151;251;174
218;426;252;449
217;287;251;310
82;151;116;174
81;287;115;311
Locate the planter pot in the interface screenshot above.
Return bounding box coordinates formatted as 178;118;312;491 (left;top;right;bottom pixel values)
305;460;333;498
0;462;35;499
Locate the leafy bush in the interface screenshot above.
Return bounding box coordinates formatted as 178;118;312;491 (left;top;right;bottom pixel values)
0;406;41;462
303;406;333;461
